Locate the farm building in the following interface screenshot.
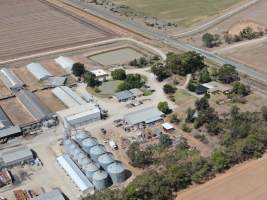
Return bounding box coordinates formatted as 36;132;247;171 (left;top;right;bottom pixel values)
0;106;21;139
162;123;175;132
129;88;143;97
57;103;101;128
195;85;209;95
26;63;52;80
55;56;75;73
124;107;164;127
16;89;51;121
0;68;24;90
57;154;94;194
114;90;135;102
90;69;108;81
0;146;34;168
202;81;232;94
31;189;65;200
52;86;87;108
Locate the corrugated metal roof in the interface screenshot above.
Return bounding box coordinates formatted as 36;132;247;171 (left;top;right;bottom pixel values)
114;90;134;101
30;189;65;200
66;107;100;124
57;103;97;118
26;63;52;80
52;86;86;108
0;106;13;130
0;146;33;166
0;126;21;138
124;107;164;126
0;68;24;89
16;89;51;121
47;77;66;87
57;154;94;192
55;56;74;72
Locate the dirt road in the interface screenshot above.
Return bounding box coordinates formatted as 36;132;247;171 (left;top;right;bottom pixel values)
177;154;267;200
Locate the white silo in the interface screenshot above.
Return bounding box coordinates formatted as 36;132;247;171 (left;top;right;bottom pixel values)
89;144;106;162
97;153;114;170
107;161;126;184
92;170;109;189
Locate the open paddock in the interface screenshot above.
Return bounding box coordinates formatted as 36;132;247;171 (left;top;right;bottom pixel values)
34;89;66;112
0;98;35;126
0;0;115;61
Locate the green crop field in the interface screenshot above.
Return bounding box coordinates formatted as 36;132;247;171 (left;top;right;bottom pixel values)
114;0;243;26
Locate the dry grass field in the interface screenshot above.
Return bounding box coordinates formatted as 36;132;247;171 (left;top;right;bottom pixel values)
177;154;267;200
114;0;243;27
0;0;114;61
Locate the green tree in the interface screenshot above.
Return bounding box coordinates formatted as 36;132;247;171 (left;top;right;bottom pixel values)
261;106;267;121
199;68;211;83
83;189;121;200
163;84;177;94
195;97;210;111
158;101;172;114
186;107;195;123
127;142;153;167
218;64;239;84
118;74;144;91
187;80;196;92
151;63;171;81
159;134;173;148
83;71;99;87
232;82;250;96
111;69;126;80
211;150;230;172
72;62;85;77
202;33;220;48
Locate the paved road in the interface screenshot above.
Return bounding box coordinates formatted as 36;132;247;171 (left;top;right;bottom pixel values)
65;0;267;85
173;0;261;38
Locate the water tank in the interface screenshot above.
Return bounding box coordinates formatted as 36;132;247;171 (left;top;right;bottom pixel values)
63;139;72;153
92;170;109;189
77;152;87;165
81;157;92;170
107;161;126;184
74;131;90;144
97;153;114;170
84;162;100;180
81;137;98;154
89;145;106;162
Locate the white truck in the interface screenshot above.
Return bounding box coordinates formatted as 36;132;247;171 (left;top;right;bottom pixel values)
109;140;118;150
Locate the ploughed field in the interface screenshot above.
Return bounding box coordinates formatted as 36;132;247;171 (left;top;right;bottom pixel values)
0;0;114;61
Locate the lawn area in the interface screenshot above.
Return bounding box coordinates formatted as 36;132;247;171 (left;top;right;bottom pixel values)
174;89;196;105
113;0;243;26
87;80;123;98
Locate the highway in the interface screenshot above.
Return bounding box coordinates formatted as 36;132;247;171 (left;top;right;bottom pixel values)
65;0;267;84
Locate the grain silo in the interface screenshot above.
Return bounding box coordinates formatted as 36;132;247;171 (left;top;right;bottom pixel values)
84;162;100;180
81;137;98;154
63;139;72;154
74;130;90;145
73;148;83;161
97;153;114;170
89;144;106;162
107;161;126;184
81;157;92;170
77;152;87;165
92;170;109;189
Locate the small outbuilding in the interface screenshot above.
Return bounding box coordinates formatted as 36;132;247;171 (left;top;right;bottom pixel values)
31;189;65;200
129;88;143;97
114;90;135;102
162;122;175;132
195;85;209;95
202;81;232;94
90;69;108;81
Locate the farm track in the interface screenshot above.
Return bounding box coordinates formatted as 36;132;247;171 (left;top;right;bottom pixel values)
0;0;116;61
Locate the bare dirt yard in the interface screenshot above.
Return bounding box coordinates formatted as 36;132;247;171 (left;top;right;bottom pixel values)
177;153;267;200
0;97;35;126
0;0;115;61
34;89;66;112
0;79;12;99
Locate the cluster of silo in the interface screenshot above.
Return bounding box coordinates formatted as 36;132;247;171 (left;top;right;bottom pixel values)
62;130;127;190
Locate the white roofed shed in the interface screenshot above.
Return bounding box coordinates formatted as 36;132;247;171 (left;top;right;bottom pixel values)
55;56;75;73
26;63;52;80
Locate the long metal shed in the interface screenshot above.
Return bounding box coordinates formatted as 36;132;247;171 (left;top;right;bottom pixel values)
0;106;21;138
55;56;75;73
0;68;24;90
16;89;51;121
52;86;87;108
26;63;52;80
124;107;164;126
57;154;94;193
31;189;65;200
